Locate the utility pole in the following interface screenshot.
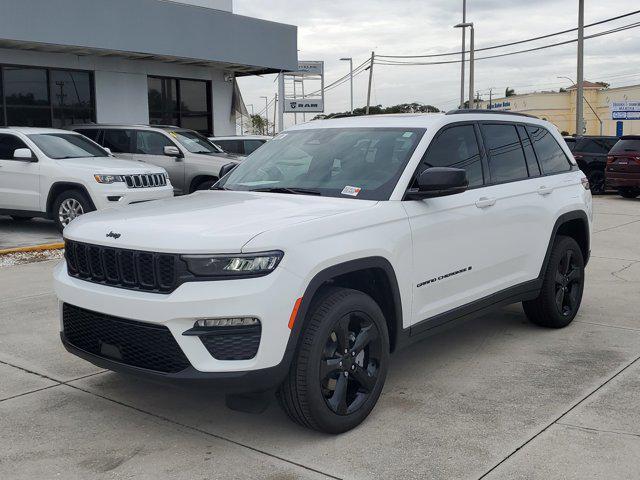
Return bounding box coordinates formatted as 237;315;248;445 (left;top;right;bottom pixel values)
576;0;585;136
273;93;277;135
366;51;375;115
340;57;354;114
488;88;493;109
277;72;284;134
476;91;481;109
260;96;269;135
460;0;466;109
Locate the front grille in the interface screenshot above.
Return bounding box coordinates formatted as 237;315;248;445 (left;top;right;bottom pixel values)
63;303;190;373
124;173;167;188
65;240;179;293
199;325;261;360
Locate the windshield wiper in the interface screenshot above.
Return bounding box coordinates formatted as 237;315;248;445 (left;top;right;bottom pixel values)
250;187;322;196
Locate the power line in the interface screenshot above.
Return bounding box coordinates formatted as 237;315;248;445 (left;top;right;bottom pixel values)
376;9;640;59
373;21;640;66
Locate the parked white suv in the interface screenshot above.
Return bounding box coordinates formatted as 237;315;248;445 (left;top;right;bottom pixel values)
0;127;172;230
54;112;592;433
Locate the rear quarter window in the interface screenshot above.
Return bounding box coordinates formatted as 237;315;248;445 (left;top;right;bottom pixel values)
610;139;640;154
527;126;572;174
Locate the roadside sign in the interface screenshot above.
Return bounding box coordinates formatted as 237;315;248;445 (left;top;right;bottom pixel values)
616;121;624;137
292;61;324;76
279;60;325;121
285;99;325;113
611;101;640;120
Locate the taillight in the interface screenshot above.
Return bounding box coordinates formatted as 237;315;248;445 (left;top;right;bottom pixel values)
581;177;590;190
606;155;615;164
573;154;583;160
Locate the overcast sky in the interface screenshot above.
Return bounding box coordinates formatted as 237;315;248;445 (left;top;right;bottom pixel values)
234;0;640;127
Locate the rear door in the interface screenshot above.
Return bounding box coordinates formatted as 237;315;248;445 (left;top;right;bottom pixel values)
475;122;552;290
102;129;136;160
0;134;41;211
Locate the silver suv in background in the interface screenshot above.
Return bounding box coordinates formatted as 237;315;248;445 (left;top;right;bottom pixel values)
70;125;241;194
209;135;270;155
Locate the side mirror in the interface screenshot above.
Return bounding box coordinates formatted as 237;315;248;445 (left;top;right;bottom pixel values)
219;162;238;178
13;148;36;162
406;167;468;199
164;145;182;157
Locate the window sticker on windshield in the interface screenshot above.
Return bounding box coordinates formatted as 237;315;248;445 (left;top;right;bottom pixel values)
169;131;177;137
341;185;362;197
402;132;414;138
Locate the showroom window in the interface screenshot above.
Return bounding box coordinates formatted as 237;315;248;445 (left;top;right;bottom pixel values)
148;76;211;134
0;65;95;128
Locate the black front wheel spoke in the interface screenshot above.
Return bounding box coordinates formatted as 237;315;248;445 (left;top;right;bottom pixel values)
352;365;377;392
351;324;378;355
567;268;581;284
328;373;349;415
555;287;565;312
333;316;350;353
320;357;342;380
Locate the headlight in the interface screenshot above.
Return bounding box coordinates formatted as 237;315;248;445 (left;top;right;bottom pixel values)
94;174;124;184
182;251;283;278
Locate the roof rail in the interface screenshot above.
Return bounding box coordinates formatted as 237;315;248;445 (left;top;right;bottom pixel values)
446;109;539;119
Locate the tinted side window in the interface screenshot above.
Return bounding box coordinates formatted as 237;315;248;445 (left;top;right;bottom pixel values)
481;123;528;183
517;125;540;176
103;129;134;153
609;139;640;154
216;140;243;154
75;129;100;142
0;134;28;160
421;125;483;187
576;138;610;154
527;126;572;174
244;139;264;155
135;130;173;155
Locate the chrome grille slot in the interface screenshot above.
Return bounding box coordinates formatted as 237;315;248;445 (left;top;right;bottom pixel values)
122;173;166;189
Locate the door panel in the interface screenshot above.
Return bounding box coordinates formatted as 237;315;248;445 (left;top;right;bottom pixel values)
0;134;40;211
132;130;185;194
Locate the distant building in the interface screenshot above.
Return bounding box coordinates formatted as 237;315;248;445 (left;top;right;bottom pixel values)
479;81;640;136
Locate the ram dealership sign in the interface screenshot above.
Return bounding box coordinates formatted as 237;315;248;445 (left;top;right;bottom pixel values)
611;101;640;120
285;99;325;113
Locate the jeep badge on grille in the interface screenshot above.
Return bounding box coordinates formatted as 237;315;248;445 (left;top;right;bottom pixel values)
106;231;121;239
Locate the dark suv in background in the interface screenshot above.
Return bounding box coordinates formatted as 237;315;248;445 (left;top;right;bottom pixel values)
564;135;619;194
606;135;640;198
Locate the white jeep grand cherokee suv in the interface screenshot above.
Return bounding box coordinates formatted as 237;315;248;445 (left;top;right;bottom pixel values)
54;111;592;433
0;128;173;230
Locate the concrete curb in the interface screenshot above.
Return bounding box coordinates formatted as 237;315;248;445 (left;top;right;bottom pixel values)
0;243;65;256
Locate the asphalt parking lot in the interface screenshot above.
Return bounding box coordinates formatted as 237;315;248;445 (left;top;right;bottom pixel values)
1;195;639;479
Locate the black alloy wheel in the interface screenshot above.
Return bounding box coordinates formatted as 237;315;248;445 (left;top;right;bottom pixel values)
320;311;383;415
587;170;605;195
553;249;582;318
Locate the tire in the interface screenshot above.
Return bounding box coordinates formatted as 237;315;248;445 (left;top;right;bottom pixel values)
523;235;585;328
618;188;640;199
277;287;389;433
10;215;34;221
587;170;605;195
52;190;94;232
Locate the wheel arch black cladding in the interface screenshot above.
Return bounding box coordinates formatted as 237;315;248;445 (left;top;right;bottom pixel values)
540;210;590;277
46;182;96;216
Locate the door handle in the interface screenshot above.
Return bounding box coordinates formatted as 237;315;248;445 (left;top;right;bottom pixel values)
537;185;553;196
475;197;496;208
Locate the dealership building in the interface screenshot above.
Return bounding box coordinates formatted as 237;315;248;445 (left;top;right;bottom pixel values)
0;0;297;135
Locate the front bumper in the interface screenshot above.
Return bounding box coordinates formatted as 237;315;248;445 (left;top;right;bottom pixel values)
54;261;304;391
91;184;173;210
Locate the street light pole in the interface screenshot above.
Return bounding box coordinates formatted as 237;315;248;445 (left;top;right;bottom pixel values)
576;0;585;135
460;0;466;109
558;76;603;135
455;22;474;109
340;57;354;114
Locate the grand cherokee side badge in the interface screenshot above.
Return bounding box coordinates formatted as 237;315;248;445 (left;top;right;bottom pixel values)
106;231;121;239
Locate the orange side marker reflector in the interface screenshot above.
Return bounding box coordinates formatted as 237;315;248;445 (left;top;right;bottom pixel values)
288;297;303;330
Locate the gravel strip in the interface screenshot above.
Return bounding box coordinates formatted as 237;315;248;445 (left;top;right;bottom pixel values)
0;249;65;268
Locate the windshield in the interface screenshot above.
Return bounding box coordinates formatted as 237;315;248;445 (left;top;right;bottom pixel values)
170;130;222;155
218;128;425;200
28;133;108;159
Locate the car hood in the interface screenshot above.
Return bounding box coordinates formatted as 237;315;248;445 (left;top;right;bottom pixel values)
64;190;377;253
57;156;166;174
